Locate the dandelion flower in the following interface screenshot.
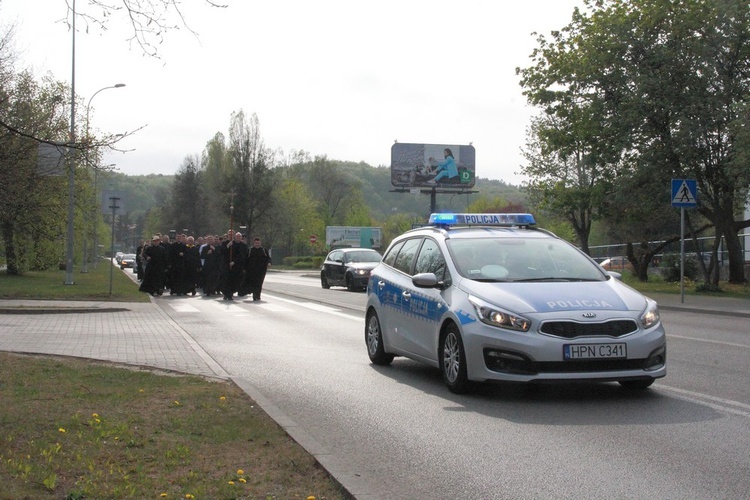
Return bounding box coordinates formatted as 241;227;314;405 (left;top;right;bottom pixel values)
160;494;167;498
308;496;316;500
220;396;226;401
228;481;235;485
58;428;66;433
237;469;244;475
92;413;99;418
174;401;180;406
185;495;194;499
139;389;145;393
238;478;247;483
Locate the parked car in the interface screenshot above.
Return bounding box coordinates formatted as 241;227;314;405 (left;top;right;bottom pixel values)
119;253;137;270
599;256;634;272
115;252;125;264
321;248;382;291
365;213;666;394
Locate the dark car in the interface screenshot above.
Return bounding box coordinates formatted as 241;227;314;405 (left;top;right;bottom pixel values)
119;253;137;270
321;248;382;291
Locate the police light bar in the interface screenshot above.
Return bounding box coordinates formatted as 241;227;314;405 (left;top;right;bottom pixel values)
428;213;536;226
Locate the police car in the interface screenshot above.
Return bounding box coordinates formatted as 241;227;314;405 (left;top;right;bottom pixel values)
364;213;666;394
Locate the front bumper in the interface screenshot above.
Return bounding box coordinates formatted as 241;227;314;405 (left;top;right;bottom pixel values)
462;320;667;383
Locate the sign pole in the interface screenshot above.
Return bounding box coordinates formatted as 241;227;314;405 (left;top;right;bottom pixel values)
680;207;685;304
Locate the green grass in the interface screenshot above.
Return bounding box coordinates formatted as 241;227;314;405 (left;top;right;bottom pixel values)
0;261;149;302
618;271;750;299
0;353;347;499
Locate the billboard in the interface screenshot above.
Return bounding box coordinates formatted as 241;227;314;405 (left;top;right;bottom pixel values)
326;226;382;249
391;143;475;189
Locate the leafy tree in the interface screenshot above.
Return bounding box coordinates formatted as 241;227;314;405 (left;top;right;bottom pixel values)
164;155;210;236
0;71;69;274
518;0;750;283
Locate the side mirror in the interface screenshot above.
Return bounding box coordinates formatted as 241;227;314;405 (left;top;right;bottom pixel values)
412;272;444;289
607;271;622;281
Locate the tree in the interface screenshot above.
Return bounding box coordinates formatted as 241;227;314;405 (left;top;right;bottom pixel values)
226;111;278;238
164;155;209;236
518;0;750;283
0;71;70;274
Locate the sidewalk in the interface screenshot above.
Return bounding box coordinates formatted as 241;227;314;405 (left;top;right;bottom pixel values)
0;299;229;379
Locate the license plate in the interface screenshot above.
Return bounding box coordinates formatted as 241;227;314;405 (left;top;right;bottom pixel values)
563;343;627;360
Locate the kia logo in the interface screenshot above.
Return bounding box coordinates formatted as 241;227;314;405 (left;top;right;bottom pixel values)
581;312;597;318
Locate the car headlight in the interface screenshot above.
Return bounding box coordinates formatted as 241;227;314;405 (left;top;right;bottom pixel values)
355;269;368;275
468;296;531;332
640;299;660;329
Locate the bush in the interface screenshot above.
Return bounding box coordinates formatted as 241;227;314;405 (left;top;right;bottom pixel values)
695;283;723;293
659;253;699;282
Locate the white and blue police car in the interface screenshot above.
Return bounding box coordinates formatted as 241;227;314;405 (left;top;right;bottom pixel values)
364;213;666;394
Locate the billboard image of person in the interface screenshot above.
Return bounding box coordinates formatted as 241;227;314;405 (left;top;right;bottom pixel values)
391;143;475;189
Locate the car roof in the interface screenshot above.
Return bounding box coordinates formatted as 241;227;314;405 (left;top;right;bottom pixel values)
399;225;554;241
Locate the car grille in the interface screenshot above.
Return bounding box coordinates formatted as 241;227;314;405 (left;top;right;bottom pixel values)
484;349;649;375
540;320;638;339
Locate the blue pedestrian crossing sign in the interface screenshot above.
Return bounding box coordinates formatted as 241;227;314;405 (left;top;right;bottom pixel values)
671;179;698;208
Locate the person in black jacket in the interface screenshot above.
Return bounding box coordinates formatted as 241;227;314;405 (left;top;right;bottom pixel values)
200;235;222;296
139;236;166;296
222;231;248;301
243;237;271;301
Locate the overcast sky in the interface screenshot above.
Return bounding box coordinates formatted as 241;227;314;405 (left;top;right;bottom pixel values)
2;0;584;184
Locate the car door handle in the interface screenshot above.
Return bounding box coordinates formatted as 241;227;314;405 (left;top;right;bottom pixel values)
402;291;411;300
378;280;385;289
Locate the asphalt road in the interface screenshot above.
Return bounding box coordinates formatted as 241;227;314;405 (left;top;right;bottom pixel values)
155;272;750;500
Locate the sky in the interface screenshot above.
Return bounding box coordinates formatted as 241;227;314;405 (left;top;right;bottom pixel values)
2;0;585;185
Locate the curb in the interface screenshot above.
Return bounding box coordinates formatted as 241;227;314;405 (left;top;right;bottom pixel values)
0;307;130;315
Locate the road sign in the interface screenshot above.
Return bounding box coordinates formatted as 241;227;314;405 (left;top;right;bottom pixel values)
309;235;317;244
671;179;697;208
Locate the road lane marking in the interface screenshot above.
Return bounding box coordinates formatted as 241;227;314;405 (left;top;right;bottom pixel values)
264;293;363;321
658;384;750;419
667;333;749;349
169;303;201;313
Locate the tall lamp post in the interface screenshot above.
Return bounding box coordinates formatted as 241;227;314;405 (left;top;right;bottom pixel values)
64;0;78;285
82;83;125;272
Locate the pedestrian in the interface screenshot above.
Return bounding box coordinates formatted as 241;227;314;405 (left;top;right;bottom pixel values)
135;239;145;281
139;235;166;296
200;235;222;296
222;231;248;301
183;236;200;296
243;237;271;301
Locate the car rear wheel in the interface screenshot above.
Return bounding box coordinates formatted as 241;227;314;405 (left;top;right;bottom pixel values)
321;272;330;289
366;311;394;365
618;379;654;389
440;323;471;394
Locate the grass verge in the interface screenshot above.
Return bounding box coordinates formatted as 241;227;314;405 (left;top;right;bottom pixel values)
619;272;750;299
0;352;348;499
0;261;149;302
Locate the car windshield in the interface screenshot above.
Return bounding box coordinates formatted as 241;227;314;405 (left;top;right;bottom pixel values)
446;237;605;282
345;251;381;263
123;254;136;260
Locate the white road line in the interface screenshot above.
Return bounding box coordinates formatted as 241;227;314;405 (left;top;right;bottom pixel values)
667;333;749;349
169;303;201;313
257;303;293;312
658;384;750;419
263;293;363;322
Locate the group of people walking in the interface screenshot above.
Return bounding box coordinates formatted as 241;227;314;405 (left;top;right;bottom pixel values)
137;230;271;301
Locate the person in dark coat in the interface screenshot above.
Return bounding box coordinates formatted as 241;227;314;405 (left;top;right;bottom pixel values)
182;236;201;296
139;236;166;296
243;237;272;301
222;231;248;301
135;239;145;281
200;235;222;296
169;234;188;295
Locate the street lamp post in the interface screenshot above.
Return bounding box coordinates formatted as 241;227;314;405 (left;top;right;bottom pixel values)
83;84;125;272
63;0;78;285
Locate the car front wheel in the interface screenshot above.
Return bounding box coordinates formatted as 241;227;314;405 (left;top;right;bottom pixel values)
366;310;394;365
440;323;471;394
346;274;356;291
